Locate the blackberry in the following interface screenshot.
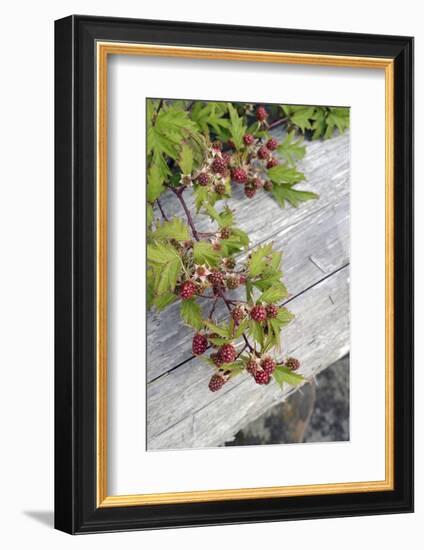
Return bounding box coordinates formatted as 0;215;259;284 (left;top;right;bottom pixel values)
261;356;276;375
232;167;248;184
256;106;268;121
208;269;225;287
192;333;208;356
221;152;232;164
266;137;278;151
227;139;236;149
243;134;255;146
254;370;271;385
211;156;227;174
252;177;263;189
285;357;300;371
264;180;273;191
266;304;279;319
250;304;267;322
257;146;269;160
223;257;236;270
179;280;197;300
246;358;258;375
238;274;247;285
226;276;239;290
208;373;227;392
197;172;210;186
231;306;246;322
266;157;279;169
214;182;226;195
220;227;232;240
219;343;237;364
244;185;256;199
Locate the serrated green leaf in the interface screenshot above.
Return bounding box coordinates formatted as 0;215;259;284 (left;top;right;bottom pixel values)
248;319;264;346
146;203;154;227
147;164;165;203
260;284;288;304
204;320;229;338
147;241;182;294
276;307;294;326
207;336;229;346
273;365;304;387
231;227;249;247
234;319;249;339
179;144;193;174
267;164;305;185
153;292;177;311
151;218;190;242
193;241;221;266
203;202;221;223
180;299;203;330
248;243;273;277
227;103;246;149
272;184;318;208
285;105;315;132
218;207;234;228
194;185;209;211
277;132;306;165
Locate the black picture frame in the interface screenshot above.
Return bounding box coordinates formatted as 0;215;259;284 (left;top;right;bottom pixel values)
55;15;414;534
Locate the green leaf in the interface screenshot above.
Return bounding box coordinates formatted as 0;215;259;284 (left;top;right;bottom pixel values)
179;144;193;174
231;227;249;247
147;242;182;294
272;184;318;208
227;103;246;149
273;366;304;387
147;164;165;203
180;299;203;330
268;164;305;185
194;185;209;211
248;319;264;347
324;107;350;138
218;207;234;228
204;320;229;338
193;241;221;266
248;243;273;277
153;292;177;311
203;202;221;223
233;319;249;339
277;132;306;165
207;336;229;346
151;218;190;242
146;203;154;227
253;272;284;291
283;105;315;132
276;307;294;326
260;284;288;304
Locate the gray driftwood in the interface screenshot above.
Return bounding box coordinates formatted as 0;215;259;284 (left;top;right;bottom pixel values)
147;130;350;450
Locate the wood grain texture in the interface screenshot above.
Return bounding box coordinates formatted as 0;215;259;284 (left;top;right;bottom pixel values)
146;131;350;449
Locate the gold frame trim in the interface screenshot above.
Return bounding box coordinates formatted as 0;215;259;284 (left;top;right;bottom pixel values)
96;42;395;508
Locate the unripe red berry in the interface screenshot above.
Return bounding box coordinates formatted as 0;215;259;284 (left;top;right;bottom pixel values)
243;134;255;146
285;357;300;371
221;152;232;165
192;333;208;356
266;157;279;169
250;304;267;322
211;156;227;174
266;137;278;151
246;358;258;375
257;146;270;160
261;356;276;375
244;185;256;199
238;274;247;285
252;177;263;189
208;373;227;392
266;304;279;319
231;306;246;322
232;167;248;184
256;106;268;121
214;182;226;195
226;276;240;290
264;180;273;191
254;370;271;385
208;269;225;287
180;280;197;300
219;227;231;240
197;172;210;186
219;343;237;364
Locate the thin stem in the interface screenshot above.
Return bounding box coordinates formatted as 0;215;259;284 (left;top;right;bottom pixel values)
208;297;219;319
216;287;254;352
156;198;169;221
236;344;247;360
169;186;200;241
268;117;288;130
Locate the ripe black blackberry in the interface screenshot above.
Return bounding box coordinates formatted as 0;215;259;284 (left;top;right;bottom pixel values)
261;356;276;375
243;134;255;146
266;304;279;319
285;357;300;371
256;106;268;121
254;370;270;385
214;182;226;195
266;137;278;151
244;185;256;199
192;333;208;356
219;343;237;363
232;167;248;184
179;280;197;300
226;276;239;290
211;156;227;174
197;172;210;186
208;373;227;392
208;269;225;287
257;146;270;160
266;157;279;169
250;304;267;322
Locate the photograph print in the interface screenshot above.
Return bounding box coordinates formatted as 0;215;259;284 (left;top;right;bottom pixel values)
146;99;350;451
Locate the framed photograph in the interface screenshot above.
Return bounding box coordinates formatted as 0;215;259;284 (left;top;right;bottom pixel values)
54;15;413;534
